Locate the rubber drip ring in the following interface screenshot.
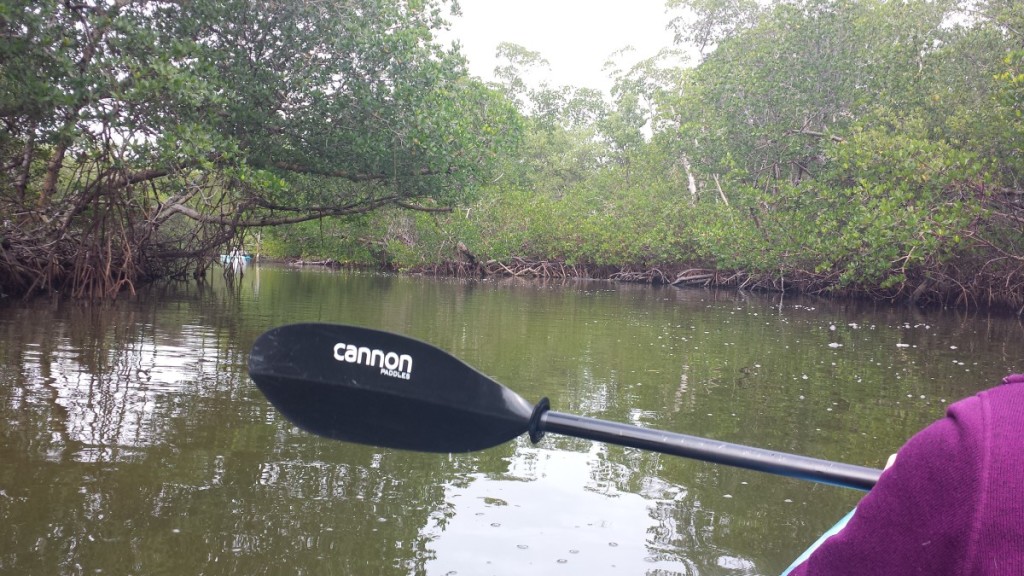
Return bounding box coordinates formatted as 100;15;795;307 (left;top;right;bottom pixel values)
528;397;550;444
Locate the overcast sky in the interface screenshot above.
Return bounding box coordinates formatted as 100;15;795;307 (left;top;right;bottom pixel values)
441;0;681;93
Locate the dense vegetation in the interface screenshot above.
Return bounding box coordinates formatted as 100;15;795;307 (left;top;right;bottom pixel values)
0;0;517;298
266;0;1024;310
3;0;1023;309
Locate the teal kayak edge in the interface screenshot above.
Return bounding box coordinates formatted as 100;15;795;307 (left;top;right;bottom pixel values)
780;508;857;576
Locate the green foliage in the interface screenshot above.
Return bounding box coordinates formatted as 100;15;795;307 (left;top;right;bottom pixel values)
6;0;1021;307
769;129;984;287
667;0;765;56
996;49;1024;143
215;0;1023;307
1;0;521;296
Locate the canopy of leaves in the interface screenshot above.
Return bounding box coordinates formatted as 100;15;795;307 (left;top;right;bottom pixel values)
0;0;520;297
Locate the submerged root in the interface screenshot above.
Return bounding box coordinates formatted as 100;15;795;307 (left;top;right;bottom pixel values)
408;256;1024;313
0;229;140;299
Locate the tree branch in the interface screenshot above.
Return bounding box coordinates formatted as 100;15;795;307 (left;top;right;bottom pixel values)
784;129;845;143
394;200;452;213
163;195;402;227
269;161;453;181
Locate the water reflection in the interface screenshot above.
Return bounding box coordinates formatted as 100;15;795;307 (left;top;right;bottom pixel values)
424;439;764;575
0;269;1020;576
424;444;731;575
3;306;241;463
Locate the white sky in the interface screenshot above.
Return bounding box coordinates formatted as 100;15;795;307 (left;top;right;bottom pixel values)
441;0;681;93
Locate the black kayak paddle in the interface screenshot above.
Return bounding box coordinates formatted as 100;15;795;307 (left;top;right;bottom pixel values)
248;323;881;491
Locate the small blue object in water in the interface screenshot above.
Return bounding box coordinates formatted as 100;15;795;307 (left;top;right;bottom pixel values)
220;251;251;265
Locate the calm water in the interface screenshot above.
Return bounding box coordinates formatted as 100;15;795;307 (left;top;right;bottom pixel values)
1;266;1021;576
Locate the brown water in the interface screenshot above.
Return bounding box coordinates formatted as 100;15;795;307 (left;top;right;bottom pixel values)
1;265;1020;575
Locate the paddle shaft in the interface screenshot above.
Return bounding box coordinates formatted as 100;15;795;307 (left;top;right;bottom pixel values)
540;411;881;491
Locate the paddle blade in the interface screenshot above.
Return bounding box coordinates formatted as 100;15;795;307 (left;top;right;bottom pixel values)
248;323;535;452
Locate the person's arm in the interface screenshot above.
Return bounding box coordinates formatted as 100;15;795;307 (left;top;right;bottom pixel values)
787;395;985;576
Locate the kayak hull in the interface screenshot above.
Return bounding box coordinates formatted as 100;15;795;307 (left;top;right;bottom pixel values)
780;508;856;575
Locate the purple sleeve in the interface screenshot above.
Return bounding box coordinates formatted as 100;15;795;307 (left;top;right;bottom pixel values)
787;396;985;576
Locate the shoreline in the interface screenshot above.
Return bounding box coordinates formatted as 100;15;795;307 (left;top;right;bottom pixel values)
397;257;1024;314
